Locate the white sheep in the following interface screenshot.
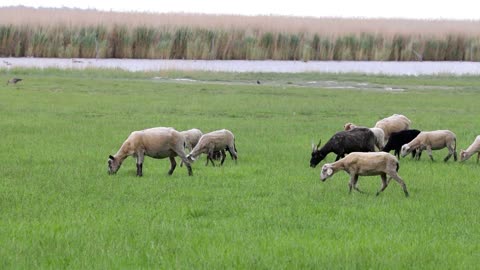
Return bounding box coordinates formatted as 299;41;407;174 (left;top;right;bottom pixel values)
187;129;238;166
320;152;409;197
460;135;480;163
400;130;457;162
179;128;203;167
344;123;385;150
374;114;411;141
180;128;203;152
107;127;192;176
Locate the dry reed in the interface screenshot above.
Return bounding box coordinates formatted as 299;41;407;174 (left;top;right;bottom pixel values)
1;6;480;60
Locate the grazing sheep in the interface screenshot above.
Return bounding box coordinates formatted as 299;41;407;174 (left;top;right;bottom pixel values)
374;114;411;141
383;129;421;158
107;127;192;176
310;128;375;168
179;128;203;167
320;152;409;197
180;128;203;152
460;135;480;163
400;130;457;162
344;123;385;150
187;129;238;166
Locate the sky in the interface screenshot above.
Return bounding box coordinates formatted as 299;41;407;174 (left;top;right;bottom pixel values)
1;0;480;20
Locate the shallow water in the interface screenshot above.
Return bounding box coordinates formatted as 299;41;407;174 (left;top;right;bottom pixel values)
2;58;480;75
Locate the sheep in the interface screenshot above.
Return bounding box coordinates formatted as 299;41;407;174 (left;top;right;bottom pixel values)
343;123;385;150
320;152;409;197
107;127;192;176
374;114;411;141
180;128;203;152
460;135;480;163
187;129;238;166
400;130;457;162
179;128;203;167
383;129;421;158
310;127;375;168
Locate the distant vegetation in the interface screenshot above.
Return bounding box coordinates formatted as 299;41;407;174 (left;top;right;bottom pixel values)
1;6;480;60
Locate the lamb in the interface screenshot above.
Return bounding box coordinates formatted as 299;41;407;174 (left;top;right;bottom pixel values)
320;152;409;197
374;114;411;141
310;127;375;168
107;127;192;176
400;130;457;162
460;135;480;163
344;123;385;150
187;129;238;166
383;129;421;158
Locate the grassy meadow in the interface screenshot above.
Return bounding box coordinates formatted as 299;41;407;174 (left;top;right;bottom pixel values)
2;7;480;60
1;68;480;268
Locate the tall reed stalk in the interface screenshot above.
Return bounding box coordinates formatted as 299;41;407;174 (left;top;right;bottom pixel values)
1;7;480;61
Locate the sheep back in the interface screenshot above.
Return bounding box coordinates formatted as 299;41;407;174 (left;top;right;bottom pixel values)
341;152;398;175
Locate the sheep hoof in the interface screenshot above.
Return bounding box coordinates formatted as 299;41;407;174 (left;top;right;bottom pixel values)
404;192;409;197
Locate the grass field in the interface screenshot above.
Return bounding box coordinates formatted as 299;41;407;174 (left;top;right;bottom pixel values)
1;68;479;268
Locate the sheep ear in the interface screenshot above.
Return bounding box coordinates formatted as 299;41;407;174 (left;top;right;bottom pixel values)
327;168;333;176
109;155;115;160
317;139;322;148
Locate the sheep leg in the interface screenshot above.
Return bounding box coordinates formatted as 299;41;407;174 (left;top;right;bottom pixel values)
376;173;389;196
477;152;480;163
394;149;400;158
220;149;227;166
348;174;354;193
426;146;434;161
227;144;238;164
349;174;363;194
136;163;143;177
414;149;421;160
136;153;145;177
411;150;417;159
206;149;216;166
172;149;193;176
389;172;409;197
168;156;177;175
352;175;365;194
444;146;455;162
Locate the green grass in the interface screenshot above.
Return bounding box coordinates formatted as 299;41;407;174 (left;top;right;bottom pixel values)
1;68;479;269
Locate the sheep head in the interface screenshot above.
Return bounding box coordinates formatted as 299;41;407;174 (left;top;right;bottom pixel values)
459;150;468;162
107;155;121;175
400;144;411;157
186;154;196;162
320;164;334;181
310;139;325;168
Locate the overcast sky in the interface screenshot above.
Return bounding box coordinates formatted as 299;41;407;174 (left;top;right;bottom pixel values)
1;0;480;20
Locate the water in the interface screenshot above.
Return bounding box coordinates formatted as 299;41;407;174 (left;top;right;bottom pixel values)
2;57;480;75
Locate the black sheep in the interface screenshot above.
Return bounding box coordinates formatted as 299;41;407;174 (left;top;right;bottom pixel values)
383;129;421;158
310;127;376;168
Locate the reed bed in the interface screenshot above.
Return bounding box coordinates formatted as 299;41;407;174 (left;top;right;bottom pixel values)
2;6;480;60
